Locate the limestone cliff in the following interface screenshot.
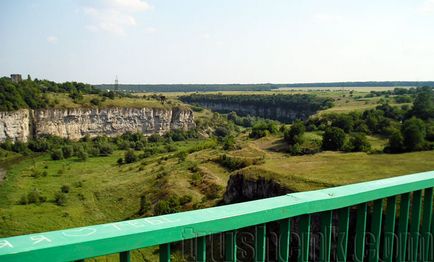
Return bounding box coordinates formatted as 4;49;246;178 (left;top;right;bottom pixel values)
188;102;313;122
0;109;31;142
0;107;195;142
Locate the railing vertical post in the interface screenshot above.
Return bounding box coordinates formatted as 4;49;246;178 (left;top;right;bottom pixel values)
421;188;433;261
196;236;206;262
430;208;434;262
409;190;422;261
255;224;266;262
383;196;396;262
320;211;332;262
368;199;383;262
120;251;130;262
278;218;291;262
225;230;237;262
397;193;411;261
337;207;350;262
159;243;170;262
354;203;367;262
298;214;311;262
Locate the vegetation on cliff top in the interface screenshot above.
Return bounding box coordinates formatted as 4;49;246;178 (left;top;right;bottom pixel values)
0;77;181;111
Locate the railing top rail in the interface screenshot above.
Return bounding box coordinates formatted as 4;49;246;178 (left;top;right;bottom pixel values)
1;171;433;262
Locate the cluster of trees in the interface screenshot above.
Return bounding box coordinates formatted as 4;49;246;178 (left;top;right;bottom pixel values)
96;82;434;93
367;86;434;98
0;77;120;111
0;129;200;163
289;87;434;154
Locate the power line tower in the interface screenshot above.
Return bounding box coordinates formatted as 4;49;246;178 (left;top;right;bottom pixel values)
114;75;119;92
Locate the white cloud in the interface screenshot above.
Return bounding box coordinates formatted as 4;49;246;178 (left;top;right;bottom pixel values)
83;0;150;35
47;36;58;44
145;26;157;33
420;0;434;13
313;14;343;23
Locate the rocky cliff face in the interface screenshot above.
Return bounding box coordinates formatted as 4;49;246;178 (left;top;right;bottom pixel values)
0;109;31;142
223;173;292;204
0;107;195;142
193;102;314;122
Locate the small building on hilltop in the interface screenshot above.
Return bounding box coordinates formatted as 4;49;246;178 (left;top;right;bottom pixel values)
10;74;22;83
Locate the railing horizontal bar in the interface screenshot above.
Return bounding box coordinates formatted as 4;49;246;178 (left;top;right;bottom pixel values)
0;171;433;262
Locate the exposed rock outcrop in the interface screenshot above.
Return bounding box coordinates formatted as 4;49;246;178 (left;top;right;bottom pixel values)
0;109;31;142
223;173;292;204
0;107;195;142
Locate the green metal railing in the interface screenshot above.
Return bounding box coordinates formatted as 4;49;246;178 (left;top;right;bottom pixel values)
0;171;433;261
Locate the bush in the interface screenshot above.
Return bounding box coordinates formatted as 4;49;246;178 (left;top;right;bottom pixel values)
124;150;137;164
284;120;305;145
177;151;188;162
54;192;67;206
62;145;74;159
322;127;346;151
148;134;163;143
18;189;46;205
345;133;371;152
76;147;88;161
61;185;70;193
139;195;151;215
50;148;64;160
97;142;113;156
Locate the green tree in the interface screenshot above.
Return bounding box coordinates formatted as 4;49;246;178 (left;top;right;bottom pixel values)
401;117;426;151
284;120;305;145
322;127;346;151
346;133;371;152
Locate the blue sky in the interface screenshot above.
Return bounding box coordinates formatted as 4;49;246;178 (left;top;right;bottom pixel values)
1;0;434;84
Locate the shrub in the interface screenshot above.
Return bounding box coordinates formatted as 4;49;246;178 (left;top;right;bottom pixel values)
117;158;124;166
139;195;151;215
284;120;305;145
50;149;64;160
76;147;88;161
124;150;137;164
148;134;163;143
345;133;371;152
62;145;74;159
322;127;346;151
26;189;46;205
177;151;188;162
61;185;70;193
54;192;67;206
